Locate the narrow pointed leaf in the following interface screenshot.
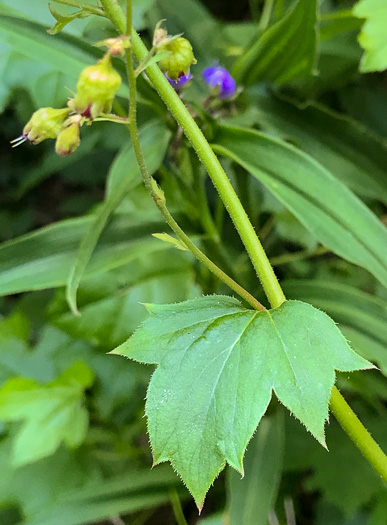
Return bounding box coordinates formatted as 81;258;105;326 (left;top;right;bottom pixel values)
248;91;387;203
212;126;387;288
112;296;371;507
233;0;318;85
66;121;170;313
228;410;284;525
0;215;166;296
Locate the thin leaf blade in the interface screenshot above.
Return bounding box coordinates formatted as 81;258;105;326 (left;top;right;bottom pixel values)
228;410;284;525
212;125;387;288
65;120;171;313
233;0;318;85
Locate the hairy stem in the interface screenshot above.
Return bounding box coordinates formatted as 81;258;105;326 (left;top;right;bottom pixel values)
100;0;387;484
330;386;387;483
122;0;265;312
169;489;189;525
100;0;285;309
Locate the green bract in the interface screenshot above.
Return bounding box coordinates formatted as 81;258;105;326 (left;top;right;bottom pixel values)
112;296;371;507
72;54;122;119
158;37;197;80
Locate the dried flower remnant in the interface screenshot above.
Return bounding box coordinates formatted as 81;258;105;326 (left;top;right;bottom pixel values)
165;71;192;91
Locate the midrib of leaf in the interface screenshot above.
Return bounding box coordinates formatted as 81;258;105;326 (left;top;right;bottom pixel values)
267;312;302;390
155;311;258;463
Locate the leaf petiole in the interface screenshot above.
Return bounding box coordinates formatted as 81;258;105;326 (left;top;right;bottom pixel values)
51;0;105;16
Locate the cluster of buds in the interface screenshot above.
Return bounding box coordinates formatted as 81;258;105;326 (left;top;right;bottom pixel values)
12;45;122;156
152;25;236;100
153;22;196;87
12;26;237;157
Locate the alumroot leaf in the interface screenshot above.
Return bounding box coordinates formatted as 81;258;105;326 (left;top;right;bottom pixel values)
112;296;372;508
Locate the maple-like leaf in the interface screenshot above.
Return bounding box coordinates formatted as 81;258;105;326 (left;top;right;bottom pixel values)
112;296;372;508
0;361;94;466
353;0;387;72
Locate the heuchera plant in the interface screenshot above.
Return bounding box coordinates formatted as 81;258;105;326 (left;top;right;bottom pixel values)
4;0;387;521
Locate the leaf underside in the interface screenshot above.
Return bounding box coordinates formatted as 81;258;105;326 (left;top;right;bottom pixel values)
112;296;371;507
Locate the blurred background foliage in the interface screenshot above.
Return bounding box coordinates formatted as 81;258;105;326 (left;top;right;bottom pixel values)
0;0;386;523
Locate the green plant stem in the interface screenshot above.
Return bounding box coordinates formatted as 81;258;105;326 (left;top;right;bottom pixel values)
94;114;129;124
330;386;387;483
100;0;285;310
100;0;387;484
51;0;104;16
270;246;330;267
122;0;265;313
169;489;189;525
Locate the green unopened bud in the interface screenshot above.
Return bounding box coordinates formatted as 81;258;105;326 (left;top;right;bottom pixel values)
72;54;121;119
22;107;70;145
158;37;197;80
55;123;81;157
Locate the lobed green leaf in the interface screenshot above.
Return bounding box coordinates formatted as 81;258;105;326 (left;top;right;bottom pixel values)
353;0;387;72
112;296;371;507
0;362;94;466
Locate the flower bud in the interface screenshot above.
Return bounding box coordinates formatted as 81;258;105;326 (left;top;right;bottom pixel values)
202;65;236;99
20;107;70;145
55;123;81;156
158;37;197;80
72;54;121;119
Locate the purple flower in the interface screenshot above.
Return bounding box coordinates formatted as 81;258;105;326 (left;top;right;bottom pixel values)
202;65;236;99
165;71;192;90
